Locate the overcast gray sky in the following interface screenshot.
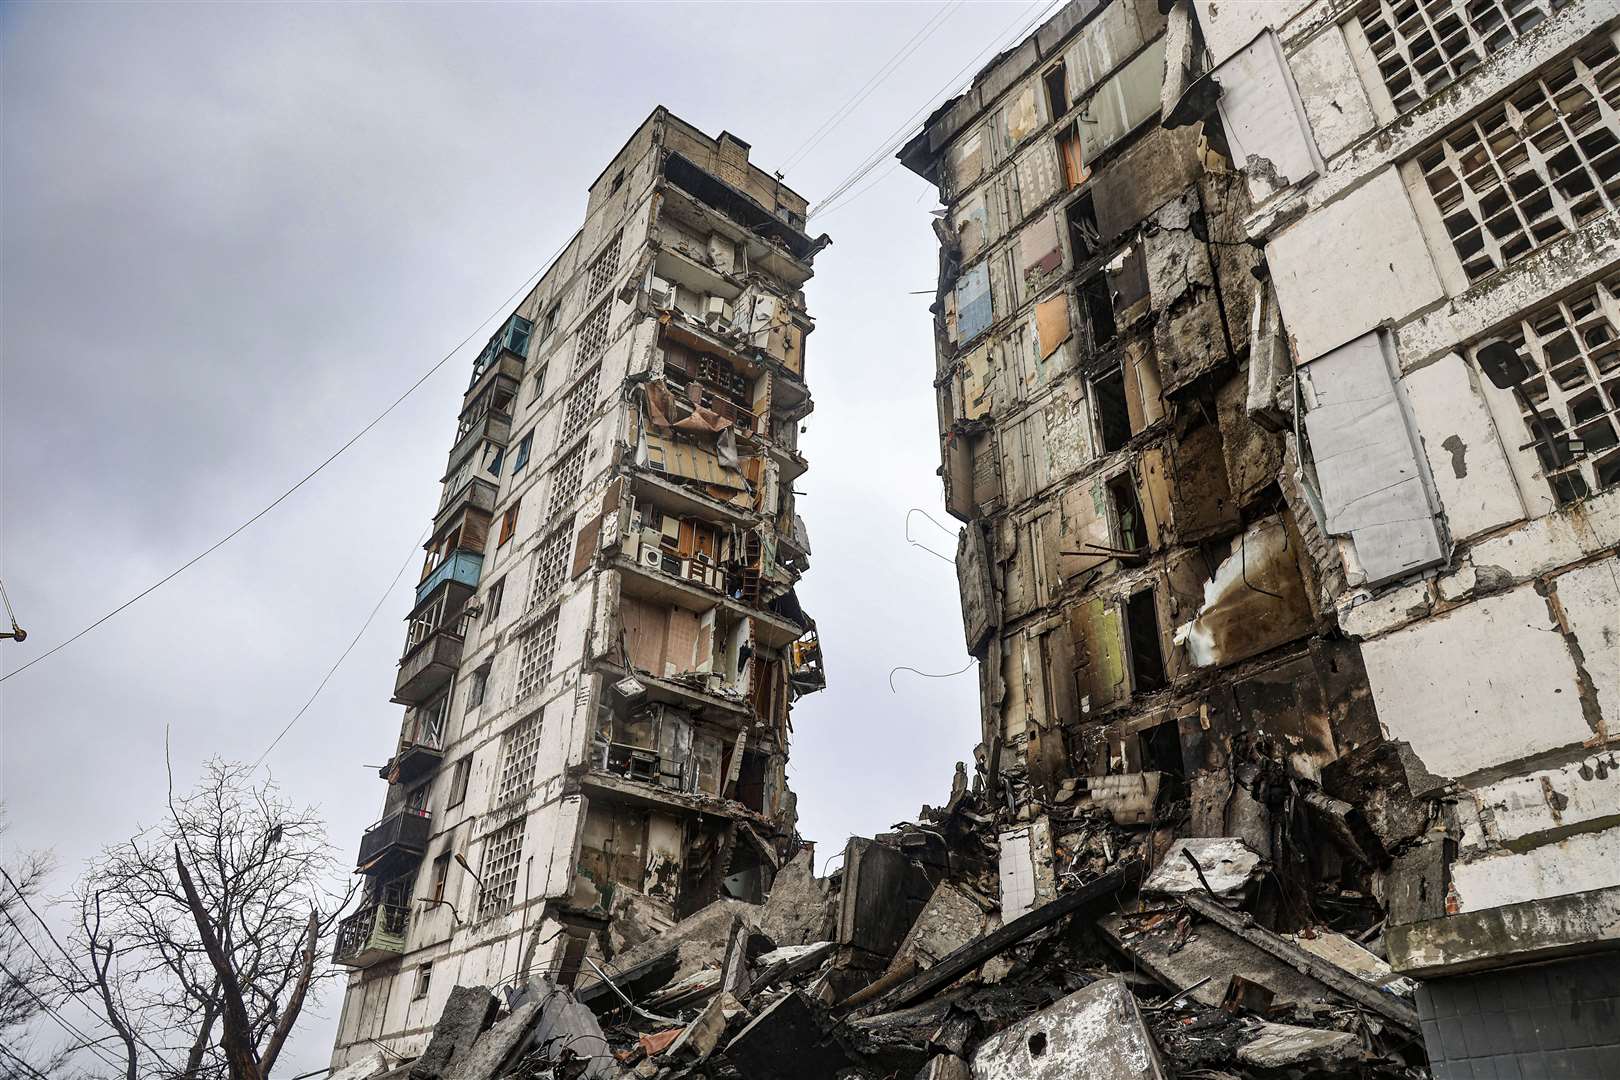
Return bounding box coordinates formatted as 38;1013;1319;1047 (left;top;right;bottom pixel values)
1;1;1047;1069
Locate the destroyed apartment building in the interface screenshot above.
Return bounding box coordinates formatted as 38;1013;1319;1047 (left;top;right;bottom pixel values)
328;109;830;1068
328;4;1620;1080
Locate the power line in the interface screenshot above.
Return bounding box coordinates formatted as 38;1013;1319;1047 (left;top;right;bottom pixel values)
252;524;431;769
809;0;1065;221
0;249;565;686
778;0;964;174
0;959;125;1071
0;1042;55;1080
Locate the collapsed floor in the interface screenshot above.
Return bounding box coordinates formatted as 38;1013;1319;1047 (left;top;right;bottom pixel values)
333;765;1434;1080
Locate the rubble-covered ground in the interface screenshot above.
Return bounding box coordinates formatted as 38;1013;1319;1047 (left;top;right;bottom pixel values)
337;777;1433;1080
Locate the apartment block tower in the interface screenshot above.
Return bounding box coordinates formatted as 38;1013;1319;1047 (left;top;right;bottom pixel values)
903;0;1619;1074
329;108;829;1067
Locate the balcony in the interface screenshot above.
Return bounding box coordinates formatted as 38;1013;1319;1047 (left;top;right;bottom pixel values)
416;549;483;607
446;409;513;479
332;902;409;968
436;477;498;534
462;349;525;414
356;807;431;876
394;630;463;705
389;708;446;784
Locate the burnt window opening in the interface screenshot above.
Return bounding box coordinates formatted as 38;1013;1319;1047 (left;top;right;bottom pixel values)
1137;718;1185;780
1093;368;1132;454
1043;61;1069;119
1066;192;1099;262
1080;275;1116;350
736;750;768;814
1107;472;1146;555
721;842;768;904
1125;588;1168;693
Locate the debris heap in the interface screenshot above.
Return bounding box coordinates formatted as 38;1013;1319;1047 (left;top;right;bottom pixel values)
354;769;1432;1080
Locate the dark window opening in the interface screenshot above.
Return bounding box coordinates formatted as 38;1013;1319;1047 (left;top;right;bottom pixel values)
1093;368;1131;453
1081;275;1116;349
721;843;768;904
1137;719;1185;779
1107;473;1145;553
736;750;768;814
413;961;432;1000
556;925;593;988
429;852;451;902
448;756;471;808
610;169;625;194
1043;62;1068;118
1066;192;1099;262
1125;588;1168;693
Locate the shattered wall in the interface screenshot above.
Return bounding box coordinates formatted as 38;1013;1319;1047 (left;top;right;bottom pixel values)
904;0;1620;1064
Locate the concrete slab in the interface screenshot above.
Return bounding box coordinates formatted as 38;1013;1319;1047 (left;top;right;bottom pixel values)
970;979;1165;1080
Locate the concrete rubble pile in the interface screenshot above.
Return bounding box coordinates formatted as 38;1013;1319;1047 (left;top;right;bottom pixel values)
378;766;1433;1080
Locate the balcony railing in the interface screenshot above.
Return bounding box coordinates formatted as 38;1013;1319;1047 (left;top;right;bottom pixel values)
416;549;483;607
332;902;409;967
356;807;431;876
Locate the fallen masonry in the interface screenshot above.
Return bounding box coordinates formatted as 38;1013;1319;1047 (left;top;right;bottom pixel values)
380;781;1430;1079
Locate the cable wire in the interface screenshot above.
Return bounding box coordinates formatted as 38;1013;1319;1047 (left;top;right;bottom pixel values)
0;243;570;685
809;0;1064;220
0;959;124;1071
251;524;432;769
778;0;964;174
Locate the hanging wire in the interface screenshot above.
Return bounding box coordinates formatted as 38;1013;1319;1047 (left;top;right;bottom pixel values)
888;657;977;693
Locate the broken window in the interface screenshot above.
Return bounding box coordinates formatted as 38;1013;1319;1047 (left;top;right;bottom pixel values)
548;442;588;518
1417;36;1620;283
1057;123;1086;190
1358;0;1573;113
1125;588;1168;693
498;500;521;547
447;756;471;808
1043;61;1069;119
467;665;488;709
483;578;504;627
1093;367;1132;453
1107;473;1146;553
1066;192;1098;262
1474;268;1620;501
511;430;533;473
574;300;613;372
477;817;526;918
1080;275;1116;350
514;609;560;703
531;364;548;402
429;852;451;903
413;961;432;1000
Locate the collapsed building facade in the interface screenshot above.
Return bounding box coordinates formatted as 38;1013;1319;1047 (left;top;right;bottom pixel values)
899;0;1620;1075
329;108;829;1069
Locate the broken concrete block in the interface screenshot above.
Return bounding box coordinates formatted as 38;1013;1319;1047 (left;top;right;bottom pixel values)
666;991;744;1063
1101;912;1340;1010
1235;1022;1361;1068
444;998;544;1080
971;979;1166;1079
913;1053;971;1079
410;985;498;1079
1289;930;1417;998
886;883;985;977
1088;772;1163;825
758;847;836;947
329;1051;390;1080
727;991;849;1079
840;837;932;959
579;897;760;1000
606;886;676;959
1143;837;1263;901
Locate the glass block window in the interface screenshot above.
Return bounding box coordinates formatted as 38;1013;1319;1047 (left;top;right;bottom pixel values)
528;524;573;608
560;365;602;443
548;441;588;518
1417;35;1620;283
514;608;560;703
1358;0;1573;113
575;300;613;373
497;712;545;803
586;232;623;301
1481;270;1620;502
477;817;526;918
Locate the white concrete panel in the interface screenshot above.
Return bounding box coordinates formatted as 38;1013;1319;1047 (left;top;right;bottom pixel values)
1214;30;1322;201
1269;168;1445;362
1300;332;1444;585
1469;489;1620;580
1451;827;1620;913
1290;26;1376;160
1469;754;1620;847
1362;585;1593;780
1554;559;1620;730
1193;0;1314;67
1402;353;1525;542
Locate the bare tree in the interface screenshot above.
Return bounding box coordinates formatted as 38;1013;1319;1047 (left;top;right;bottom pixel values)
0;812;72;1077
72;760;349;1080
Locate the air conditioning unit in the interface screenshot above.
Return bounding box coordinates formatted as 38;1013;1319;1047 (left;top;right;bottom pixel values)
649;276;673;310
705;296;733;326
639;546;663;570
